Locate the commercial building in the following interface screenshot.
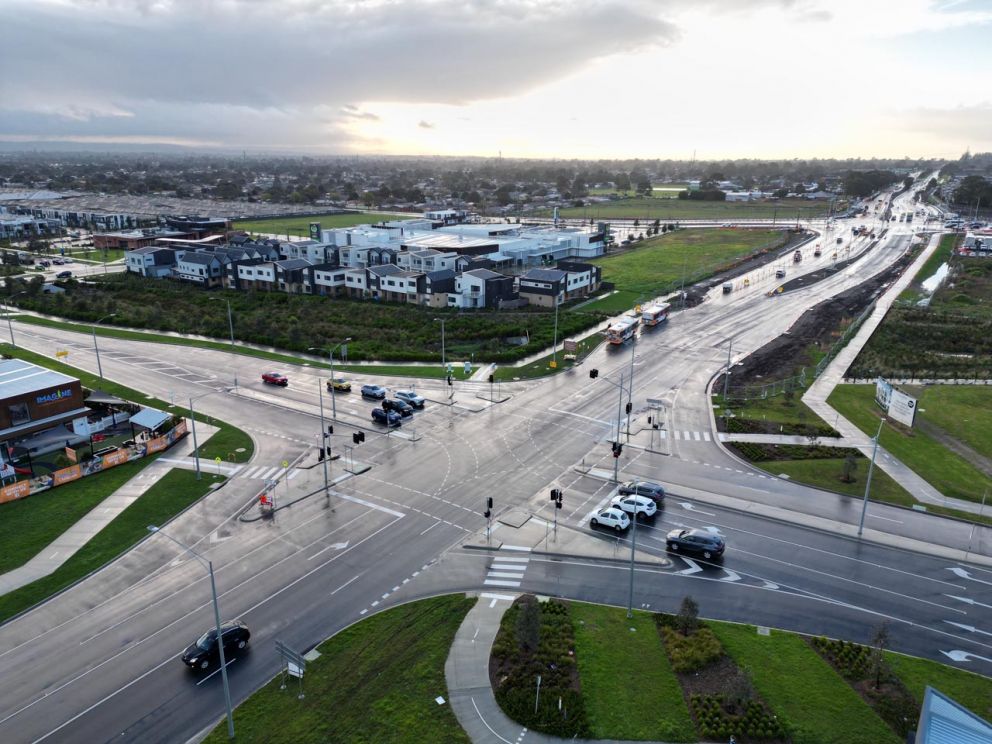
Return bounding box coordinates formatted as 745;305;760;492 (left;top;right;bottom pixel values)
0;359;87;458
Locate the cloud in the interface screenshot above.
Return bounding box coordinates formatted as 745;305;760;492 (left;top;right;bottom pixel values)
418;120;434;129
341;105;380;121
893;103;992;143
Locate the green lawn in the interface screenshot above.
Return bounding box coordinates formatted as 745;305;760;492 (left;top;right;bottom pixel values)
572;603;695;741
590;229;787;303
544;197;833;221
916;385;992;459
758;457;917;506
234;212;412;236
0;468;225;622
573;290;643;315
720;394;833;430
828;384;992;503
712;623;900;744
495;330;604;381
898;233;958;303
886;651;992;721
65;248;125;263
203;595;474;744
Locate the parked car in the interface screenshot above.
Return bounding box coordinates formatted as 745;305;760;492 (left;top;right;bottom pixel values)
382;398;413;417
394;389;425;408
327;376;351;393
361;384;387;399
371;407;402;427
181;620;251;670
618;481;665;506
261;371;288;386
611;494;657;519
52;258;65;265
590;507;630;532
665;528;725;559
55;270;72;279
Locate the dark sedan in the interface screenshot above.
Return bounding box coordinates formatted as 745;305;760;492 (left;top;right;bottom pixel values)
382;399;413;417
372;408;402;427
665;528;725;559
181;621;251;670
618;481;665;506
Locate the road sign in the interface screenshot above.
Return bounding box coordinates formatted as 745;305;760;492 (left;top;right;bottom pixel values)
563;339;578;353
282;460;288;468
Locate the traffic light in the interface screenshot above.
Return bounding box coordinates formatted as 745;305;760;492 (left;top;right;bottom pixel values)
325;446;332;456
352;431;365;445
550;488;563;509
327;424;334;435
589;368;599;379
484;496;493;520
318;448;325;461
611;441;623;458
488;374;494;384
487;497;493;510
447;374;453;386
625;402;632;415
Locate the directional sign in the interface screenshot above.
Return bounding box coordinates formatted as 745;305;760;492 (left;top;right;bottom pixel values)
947;567;992;587
946;594;992;610
679;502;715;516
941;649;992;664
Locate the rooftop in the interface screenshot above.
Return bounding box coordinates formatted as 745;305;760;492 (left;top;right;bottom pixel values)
0;359;78;400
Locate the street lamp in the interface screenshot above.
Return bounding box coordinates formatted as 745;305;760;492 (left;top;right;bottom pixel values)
188;387;232;480
309;338;351;421
211;297;235;345
433;317;446;369
92;313;116;378
4;290;26;347
147;526;235;740
627;480;638;619
552;293;560;366
857;419;885;537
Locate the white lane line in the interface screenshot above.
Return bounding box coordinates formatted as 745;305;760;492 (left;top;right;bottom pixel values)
484;579;521;587
491;557;530;563
330;574;363;596
491;563;528;571
196;657;237;686
500;545;532;552
487;572;526;579
332;492;406;518
288;469;301;480
419;520;440;536
480;592;517;602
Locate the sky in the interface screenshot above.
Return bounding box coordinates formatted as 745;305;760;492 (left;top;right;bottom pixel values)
1;0;991;159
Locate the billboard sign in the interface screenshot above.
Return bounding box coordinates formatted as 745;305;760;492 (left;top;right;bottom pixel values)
875;377;917;428
309;222;321;241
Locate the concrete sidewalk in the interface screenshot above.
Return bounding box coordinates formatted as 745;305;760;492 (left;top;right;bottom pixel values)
800;232;989;516
0;424;222;596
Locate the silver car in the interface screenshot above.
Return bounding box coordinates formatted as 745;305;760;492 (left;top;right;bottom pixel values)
394;389;425;408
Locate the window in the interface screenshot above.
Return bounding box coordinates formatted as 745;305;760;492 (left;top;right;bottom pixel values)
9;402;30;426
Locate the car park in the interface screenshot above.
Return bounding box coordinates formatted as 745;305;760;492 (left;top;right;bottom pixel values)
617;481;665;506
394;389;425;408
382;398;413;417
327;376;351;393
611;494;657;519
371;408;402;427
181;620;251;670
665;528;725;559
261;371;288;386
590;507;630;532
361;384;387;399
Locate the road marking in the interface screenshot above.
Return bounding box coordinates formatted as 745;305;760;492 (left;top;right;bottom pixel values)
484;579;521;587
288;469;301;480
703;431;711;441
491;563;528;571
419;520;439;535
868;513;903;523
330;574;363;596
480;592;517;602
470;697;515;744
196;657;237;686
693;431;701;441
259;466;279;480
331;491;405;518
948;567;992;587
491;556;530;563
500;545;532;552
371;600;380;607
487;571;526;580
678;558;703;575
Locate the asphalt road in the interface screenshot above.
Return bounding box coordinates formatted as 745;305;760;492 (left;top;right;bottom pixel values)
2;183;989;744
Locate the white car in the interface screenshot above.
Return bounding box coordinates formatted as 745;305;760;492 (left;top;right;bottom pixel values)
394;389;425;408
611;494;657;519
590;507;631;532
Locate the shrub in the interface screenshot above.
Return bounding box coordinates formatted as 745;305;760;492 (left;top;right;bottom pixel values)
661;626;723;673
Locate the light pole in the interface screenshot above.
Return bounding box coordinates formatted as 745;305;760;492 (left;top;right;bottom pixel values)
309;338;351;421
317;377;329;492
552;293;560;366
211;297;235;345
147;526;235;740
4;290;26;347
92;313;116;379
857;419;885;537
614;371;626;483
625;330;637;440
433;317;446;369
627;479;638;619
188;387;232;480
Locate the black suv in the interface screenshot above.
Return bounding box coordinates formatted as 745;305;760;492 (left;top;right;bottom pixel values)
665;528;725;560
181;621;251;670
618;481;665;506
382;399;413;417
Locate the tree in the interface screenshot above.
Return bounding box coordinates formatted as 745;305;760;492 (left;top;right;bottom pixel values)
841;454;858;483
675;595;699;636
869;621;890;689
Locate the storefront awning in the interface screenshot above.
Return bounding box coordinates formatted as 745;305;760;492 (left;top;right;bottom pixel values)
130;407;172;431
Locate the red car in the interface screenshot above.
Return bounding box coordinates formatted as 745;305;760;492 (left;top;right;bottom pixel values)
261;371;288;386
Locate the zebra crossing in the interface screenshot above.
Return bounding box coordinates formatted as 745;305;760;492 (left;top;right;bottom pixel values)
657;430;712;442
237;464;303;481
483;550;530;588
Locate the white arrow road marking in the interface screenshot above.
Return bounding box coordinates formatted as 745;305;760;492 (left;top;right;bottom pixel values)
942;650;992;664
699;526;724;535
948;567;992;586
945;621;992;638
720;569;742;583
761;580;780;590
945;595;992;610
679;502;715;516
678;558;703;576
209;530;234;544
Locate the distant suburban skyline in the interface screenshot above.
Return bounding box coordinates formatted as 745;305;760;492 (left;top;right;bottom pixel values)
1;0;990;159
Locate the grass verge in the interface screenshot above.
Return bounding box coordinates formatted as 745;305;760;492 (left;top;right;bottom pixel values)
203;594;475;744
542;197;832;221
233;212;411;235
0;468;226;623
711;622;901;744
496;330;603;381
886;651;992;721
757;457;916;506
572;602;695;742
827;384;992;503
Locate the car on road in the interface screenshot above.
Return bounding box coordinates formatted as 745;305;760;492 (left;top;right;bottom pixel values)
775;268;787;279
181;621;251;670
261;371;288;386
394;389;425;408
665;528;725;559
611;494;657;519
55;270;72;279
371;407;402;427
327;376;351;393
382;398;414;417
361;384;387;399
590;507;630;532
618;481;665;506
